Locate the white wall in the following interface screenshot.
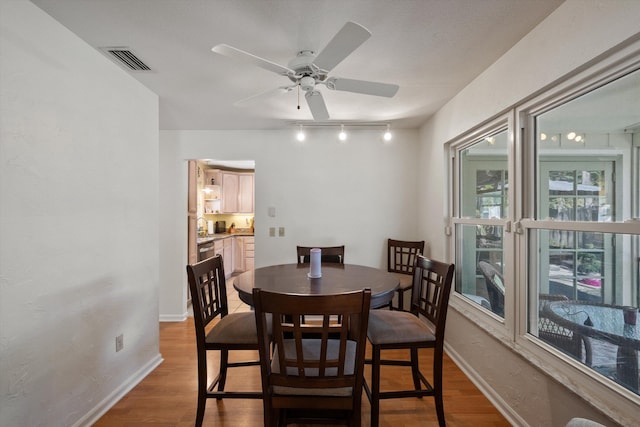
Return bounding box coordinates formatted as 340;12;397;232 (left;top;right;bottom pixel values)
159;128;420;319
419;1;640;426
0;2;160;426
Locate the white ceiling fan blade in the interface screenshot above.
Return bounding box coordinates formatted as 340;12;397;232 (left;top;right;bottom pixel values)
233;85;295;107
212;44;295;77
326;77;399;97
305;91;330;121
313;21;371;73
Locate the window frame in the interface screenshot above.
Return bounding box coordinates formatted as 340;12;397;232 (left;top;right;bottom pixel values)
447;39;640;422
448;113;516;342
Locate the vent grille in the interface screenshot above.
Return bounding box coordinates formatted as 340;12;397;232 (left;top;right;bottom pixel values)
102;47;151;71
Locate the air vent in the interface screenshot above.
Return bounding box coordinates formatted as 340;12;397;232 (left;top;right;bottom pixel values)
101;47;151;71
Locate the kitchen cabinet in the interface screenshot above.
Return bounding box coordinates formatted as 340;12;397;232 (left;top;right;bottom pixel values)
244;237;255;271
234;236;244;272
223;237;233;276
213;237;233;278
233;236;255;273
221;171;254;213
221;172;239;213
238;173;254;213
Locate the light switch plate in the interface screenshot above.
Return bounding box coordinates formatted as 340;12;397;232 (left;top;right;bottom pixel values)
269;227;275;237
278;227;285;237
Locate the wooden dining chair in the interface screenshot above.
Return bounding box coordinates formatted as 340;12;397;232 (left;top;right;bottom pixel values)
186;255;263;427
387;238;425;310
364;255;455;427
253;287;371;427
296;245;345;264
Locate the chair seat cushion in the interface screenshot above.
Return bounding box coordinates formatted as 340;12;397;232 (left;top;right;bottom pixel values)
271;339;356;396
367;310;436;345
205;312;261;345
392;272;413;290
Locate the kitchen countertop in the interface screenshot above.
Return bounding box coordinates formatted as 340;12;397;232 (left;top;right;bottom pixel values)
197;232;254;245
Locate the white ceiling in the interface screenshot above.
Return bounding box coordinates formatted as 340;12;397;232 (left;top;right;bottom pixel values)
31;0;564;130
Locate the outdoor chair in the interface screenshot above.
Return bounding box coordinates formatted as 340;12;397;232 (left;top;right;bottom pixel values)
478;260;505;316
539;294;593;366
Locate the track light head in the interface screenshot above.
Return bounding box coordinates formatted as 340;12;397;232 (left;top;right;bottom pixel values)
338;124;347;141
383;124;392;141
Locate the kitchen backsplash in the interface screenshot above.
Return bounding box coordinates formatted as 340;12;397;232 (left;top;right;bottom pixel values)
204;213;254;231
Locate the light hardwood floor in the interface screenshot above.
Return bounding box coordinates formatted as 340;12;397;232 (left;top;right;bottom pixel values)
95;282;510;426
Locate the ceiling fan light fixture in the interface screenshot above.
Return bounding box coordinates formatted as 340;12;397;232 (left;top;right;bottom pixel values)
300;76;316;92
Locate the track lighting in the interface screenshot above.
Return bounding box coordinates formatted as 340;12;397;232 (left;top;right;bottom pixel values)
296;124;305;142
383;124;392;141
338;124;347;141
292;122;393;143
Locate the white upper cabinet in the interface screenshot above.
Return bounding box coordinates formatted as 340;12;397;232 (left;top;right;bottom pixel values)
221;172;239;213
238;173;254;213
221;171;254;214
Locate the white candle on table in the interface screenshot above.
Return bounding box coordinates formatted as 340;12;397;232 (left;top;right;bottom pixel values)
309;248;322;278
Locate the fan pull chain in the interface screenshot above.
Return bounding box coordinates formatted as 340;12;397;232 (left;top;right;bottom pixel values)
297;84;300;110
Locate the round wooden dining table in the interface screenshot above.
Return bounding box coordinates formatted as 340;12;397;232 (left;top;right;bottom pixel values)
233;263;399;309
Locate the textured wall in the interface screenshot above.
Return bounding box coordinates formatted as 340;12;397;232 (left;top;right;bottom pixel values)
159;128;420;319
419;0;640;425
0;2;160;425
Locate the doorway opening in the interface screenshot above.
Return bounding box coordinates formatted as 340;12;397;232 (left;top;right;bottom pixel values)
187;159;255;309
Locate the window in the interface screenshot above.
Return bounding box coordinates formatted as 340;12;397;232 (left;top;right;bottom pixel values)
449;49;640;405
454;127;510;318
526;68;640;394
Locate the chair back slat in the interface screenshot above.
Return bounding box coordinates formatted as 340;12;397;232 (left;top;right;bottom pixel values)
388;239;425;275
410;255;455;339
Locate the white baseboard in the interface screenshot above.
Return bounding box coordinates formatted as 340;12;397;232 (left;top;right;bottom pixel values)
159;312;187;322
444;342;527;427
72;353;164;427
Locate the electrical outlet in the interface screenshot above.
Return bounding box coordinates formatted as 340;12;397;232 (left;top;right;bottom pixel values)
279;227;285;237
269;227;275;237
116;334;124;352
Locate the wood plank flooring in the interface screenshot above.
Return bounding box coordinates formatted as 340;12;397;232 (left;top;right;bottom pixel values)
94;312;511;427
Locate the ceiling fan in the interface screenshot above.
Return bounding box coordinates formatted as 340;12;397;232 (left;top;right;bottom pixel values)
212;21;399;121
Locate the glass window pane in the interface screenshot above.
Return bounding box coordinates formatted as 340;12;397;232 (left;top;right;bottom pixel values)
455;223;505;317
529;68;640;396
529;230;639;395
459;130;509;219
